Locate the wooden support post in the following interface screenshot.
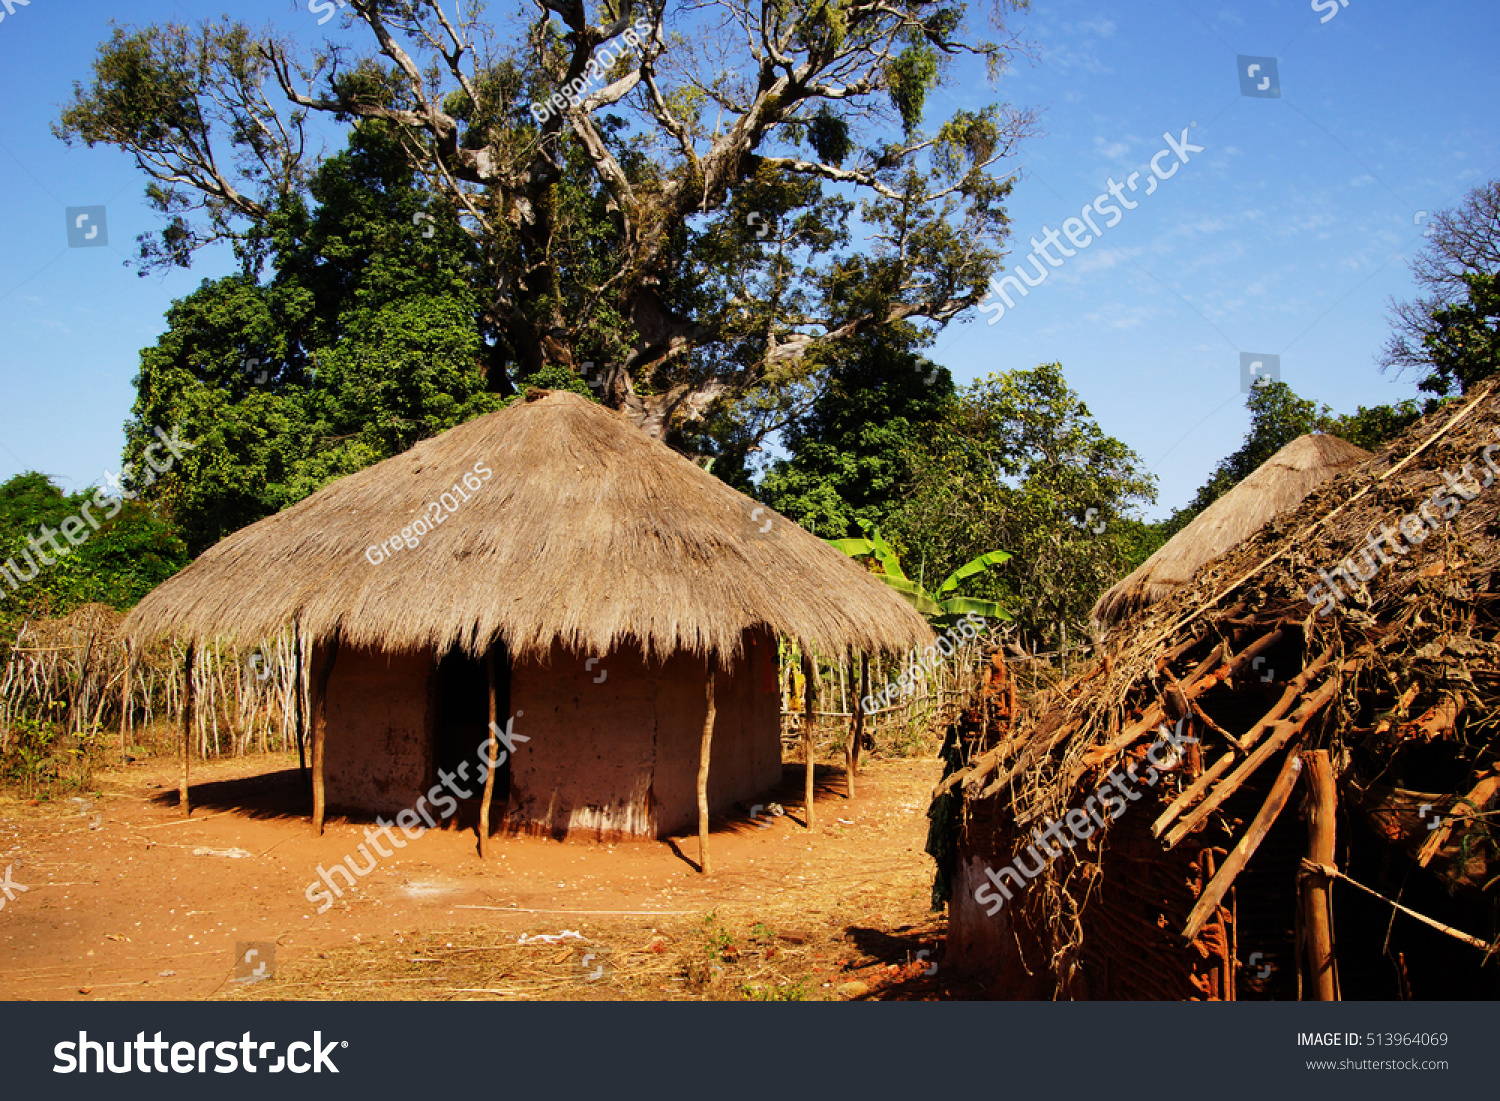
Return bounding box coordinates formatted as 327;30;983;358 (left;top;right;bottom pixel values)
1183;752;1303;940
697;656;717;875
1301;749;1340;1000
179;643;195;817
480;645;500;858
294;621;308;795
847;653;867;798
802;650;816;829
310;634;339;835
119;642;133;765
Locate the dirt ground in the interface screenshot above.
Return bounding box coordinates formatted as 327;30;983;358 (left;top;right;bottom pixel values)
0;749;976;1001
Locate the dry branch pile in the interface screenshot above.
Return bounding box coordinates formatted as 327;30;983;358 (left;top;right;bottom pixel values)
940;380;1500;999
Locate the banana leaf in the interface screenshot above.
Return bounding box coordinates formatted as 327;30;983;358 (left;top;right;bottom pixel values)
936;596;1012;621
937;549;1012;596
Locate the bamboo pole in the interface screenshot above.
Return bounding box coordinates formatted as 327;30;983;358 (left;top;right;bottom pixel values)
1301;750;1340;1000
801;650;816;829
697;656;718;874
480;645;500;858
179;643;195;818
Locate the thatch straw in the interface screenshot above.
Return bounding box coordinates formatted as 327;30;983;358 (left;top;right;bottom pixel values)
123;390;933;661
1091;434;1370;629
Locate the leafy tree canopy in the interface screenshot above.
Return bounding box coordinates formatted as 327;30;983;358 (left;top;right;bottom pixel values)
0;473;189;621
57;1;1037;452
769;358;1155;647
122;122;500;554
1382;178;1500;396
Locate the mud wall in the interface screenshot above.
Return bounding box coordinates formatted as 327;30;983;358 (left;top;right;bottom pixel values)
322;644;435;816
506;629;782;839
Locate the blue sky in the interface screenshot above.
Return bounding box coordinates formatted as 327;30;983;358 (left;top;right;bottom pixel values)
0;0;1496;519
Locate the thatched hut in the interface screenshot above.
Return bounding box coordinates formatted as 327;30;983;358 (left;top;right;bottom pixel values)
124;389;931;850
1092;434;1369;631
935;385;1500;998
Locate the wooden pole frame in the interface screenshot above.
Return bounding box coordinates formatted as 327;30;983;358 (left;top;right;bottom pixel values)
179;643;195;817
294;621;309;797
1301;750;1340;1000
119;641;133;766
697;654;718;875
310;634;340;834
846;653;867;799
801;649;816;829
478;638;512;857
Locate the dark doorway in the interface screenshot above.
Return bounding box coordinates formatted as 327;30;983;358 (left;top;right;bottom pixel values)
434;645;509;801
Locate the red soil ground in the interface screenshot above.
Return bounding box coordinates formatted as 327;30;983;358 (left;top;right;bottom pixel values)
0;750;961;1000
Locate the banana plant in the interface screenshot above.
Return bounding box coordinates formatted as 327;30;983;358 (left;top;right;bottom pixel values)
827;520;1012;622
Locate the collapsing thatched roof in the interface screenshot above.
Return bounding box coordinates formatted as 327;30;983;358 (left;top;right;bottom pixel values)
124;390;933;662
940;382;1500;997
1092;434;1370;629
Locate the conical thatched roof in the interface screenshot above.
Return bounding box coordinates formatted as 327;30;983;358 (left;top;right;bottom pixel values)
1092;433;1370;629
124;390;933;661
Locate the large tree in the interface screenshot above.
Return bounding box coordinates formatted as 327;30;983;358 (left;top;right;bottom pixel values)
57;1;1035;453
1382;178;1500;396
871;363;1154;648
120;122;501;554
760;329;955;538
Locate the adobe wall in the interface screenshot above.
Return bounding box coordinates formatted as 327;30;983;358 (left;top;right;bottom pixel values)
506;628;782;839
321;643;434;816
652;627;782;836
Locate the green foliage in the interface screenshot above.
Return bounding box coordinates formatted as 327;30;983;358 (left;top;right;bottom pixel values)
0;473;188;620
768;358;1153;647
882;364;1155;647
1324;399;1427;453
762;334;956;538
829;520;1010;622
1420;271;1500;396
1381;179;1500;396
123;123;499;554
886;46;940;135
1162;379;1433;540
57;3;1037;446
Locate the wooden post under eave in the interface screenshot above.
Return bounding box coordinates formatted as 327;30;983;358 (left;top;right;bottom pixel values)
801;650;816;829
179;643;195;817
294;621;309;796
1302;749;1340;1000
310;634;340;835
697;656;718;875
479;645;500;858
119;642;133;766
847;653;867;799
